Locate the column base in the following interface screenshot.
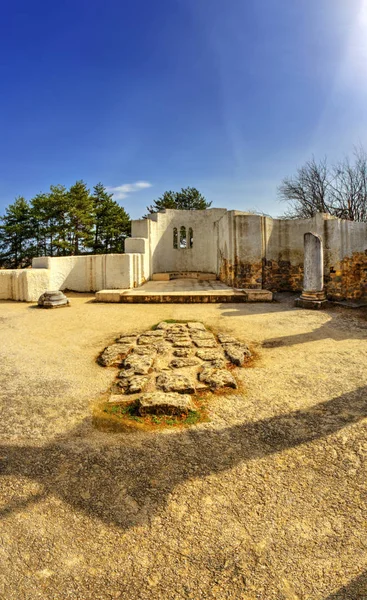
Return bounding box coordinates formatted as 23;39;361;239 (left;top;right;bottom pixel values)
295;290;328;310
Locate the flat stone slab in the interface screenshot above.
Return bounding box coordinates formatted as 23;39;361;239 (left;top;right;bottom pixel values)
95;285;273;303
123;354;154;375
173;349;191;357
156;373;195;394
170;358;199;369
138;392;195;416
98;344;131;367
118;375;150;394
199;368;237;390
196;349;224;362
193;339;217;348
98;322;251;417
173;341;192;348
223;344;252;366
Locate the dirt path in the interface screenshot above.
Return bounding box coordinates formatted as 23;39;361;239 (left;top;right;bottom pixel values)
0;294;366;599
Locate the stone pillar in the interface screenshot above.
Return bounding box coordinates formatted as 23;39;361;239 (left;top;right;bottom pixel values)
295;232;328;309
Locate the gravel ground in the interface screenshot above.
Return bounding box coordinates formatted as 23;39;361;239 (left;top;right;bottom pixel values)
0;293;366;600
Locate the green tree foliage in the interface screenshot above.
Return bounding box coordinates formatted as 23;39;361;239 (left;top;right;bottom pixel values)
0;181;131;268
92;183;131;253
146;187;211;214
66;180;94;255
0;197;35;268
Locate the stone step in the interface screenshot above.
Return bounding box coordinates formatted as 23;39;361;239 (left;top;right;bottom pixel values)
152;272;217;281
95;289;273;303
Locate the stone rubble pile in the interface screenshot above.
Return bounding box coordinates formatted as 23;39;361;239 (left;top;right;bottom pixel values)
98;322;251;415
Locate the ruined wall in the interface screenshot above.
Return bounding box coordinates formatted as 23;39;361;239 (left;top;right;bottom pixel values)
217;212;264;288
32;253;147;293
261;215;325;292
0;268;50;301
216;211;367;299
139;208;227;275
324;218;367;300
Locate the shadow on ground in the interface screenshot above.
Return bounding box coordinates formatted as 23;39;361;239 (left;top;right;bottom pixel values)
1;385;366;534
325;570;367;599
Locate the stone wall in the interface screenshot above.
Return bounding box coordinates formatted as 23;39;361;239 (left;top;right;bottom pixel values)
326;251;367;300
1;207;366;301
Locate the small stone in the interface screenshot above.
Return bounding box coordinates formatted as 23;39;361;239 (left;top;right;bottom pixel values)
173;341;192;348
173;349;191;357
223;344;252;366
123;354;154;375
192;339;217;348
137;336;158;346
156;343;170;354
117;332;138;340
198;368;237;390
166;335;191;343
118;376;150;394
190;331;215;340
133;346;157;356
139;330;164;338
138;392;195;416
217;333;238;344
209;359;226;368
163;323;188;332
98;344;131;367
156;322;170;330
170;358;199;369
116;336;136;345
108;394;133;404
196;349;224;361
156;373;195;394
187;322;206;331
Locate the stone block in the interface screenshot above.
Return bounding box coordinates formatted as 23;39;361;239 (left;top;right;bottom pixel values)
138;392;195;416
156;373;195;394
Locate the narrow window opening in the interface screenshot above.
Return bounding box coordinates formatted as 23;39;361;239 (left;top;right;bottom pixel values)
173;227;178;249
188;227;193;248
180;226;187;249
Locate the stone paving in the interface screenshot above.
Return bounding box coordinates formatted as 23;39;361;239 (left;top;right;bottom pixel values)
98;321;252;415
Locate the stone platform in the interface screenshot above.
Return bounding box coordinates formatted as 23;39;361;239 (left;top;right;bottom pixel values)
95;280;273;303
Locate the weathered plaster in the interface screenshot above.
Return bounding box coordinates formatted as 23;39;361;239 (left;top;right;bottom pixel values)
1;208;366;301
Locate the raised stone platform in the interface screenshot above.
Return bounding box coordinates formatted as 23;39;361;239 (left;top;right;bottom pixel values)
95;280;273;303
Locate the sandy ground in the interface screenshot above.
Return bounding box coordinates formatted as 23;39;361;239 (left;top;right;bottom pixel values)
0;293;367;600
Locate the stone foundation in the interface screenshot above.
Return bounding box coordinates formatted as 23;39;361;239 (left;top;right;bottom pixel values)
326;251;367;301
262;259;303;292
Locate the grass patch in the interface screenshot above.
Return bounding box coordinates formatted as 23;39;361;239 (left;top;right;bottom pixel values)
93;396;209;433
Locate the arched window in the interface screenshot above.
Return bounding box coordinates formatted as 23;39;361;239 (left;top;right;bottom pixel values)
188;227;193;248
180;226;187;248
173;227;178;249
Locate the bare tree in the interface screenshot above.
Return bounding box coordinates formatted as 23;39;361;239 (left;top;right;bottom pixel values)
278;148;367;221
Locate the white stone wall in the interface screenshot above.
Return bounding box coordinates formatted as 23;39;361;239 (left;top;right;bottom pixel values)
1;208;366;301
139;209;227;274
32;253;147;293
0;269;50;301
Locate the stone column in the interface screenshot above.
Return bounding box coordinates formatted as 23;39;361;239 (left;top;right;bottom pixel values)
295;232;328;309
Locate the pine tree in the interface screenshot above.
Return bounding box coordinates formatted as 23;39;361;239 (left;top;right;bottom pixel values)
67;181;94;255
0;197;34;268
92;183;131;253
146;187;211;214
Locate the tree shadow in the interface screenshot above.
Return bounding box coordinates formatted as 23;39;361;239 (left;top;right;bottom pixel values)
324;570;367;599
1;386;366;531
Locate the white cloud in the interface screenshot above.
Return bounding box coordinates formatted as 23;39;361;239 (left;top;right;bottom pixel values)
106;181;152;200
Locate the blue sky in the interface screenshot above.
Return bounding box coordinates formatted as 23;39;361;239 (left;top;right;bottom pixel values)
1;0;367;219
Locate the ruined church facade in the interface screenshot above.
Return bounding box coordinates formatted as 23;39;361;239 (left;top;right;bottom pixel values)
1;208;366;302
